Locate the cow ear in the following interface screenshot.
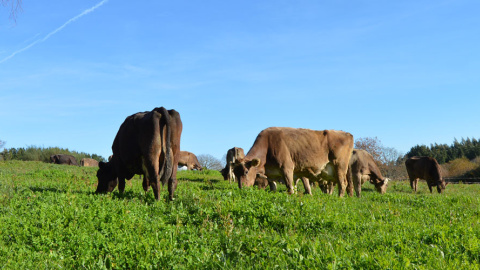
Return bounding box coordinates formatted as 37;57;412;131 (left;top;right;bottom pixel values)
250;158;261;168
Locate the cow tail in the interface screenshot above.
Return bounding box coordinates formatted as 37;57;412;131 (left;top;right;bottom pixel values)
158;107;173;185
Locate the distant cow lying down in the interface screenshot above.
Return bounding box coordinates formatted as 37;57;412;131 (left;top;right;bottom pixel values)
232;127;354;197
405;156;446;193
50;154;78;166
96;107;182;201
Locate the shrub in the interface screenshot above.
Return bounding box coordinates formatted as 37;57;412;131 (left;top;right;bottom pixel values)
442;158;478;177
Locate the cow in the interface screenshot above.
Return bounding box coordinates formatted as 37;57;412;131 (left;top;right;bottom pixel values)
50;154;78;166
220;147;245;183
347;149;389;197
405;156;446;193
80;158;99;167
96;107;183;201
231;127;354;197
178;151;202;170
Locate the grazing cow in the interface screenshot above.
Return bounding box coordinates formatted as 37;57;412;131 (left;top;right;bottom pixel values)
220;147;245;183
178;151;202;170
405;156;446;193
232;127;354;197
50;154;78;166
347;149;389;197
80;158;99;167
96;107;183;201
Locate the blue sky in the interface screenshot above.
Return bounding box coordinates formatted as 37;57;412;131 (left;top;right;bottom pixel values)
1;0;479;161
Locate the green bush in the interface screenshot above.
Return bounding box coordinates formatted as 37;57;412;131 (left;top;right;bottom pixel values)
0;146;106;163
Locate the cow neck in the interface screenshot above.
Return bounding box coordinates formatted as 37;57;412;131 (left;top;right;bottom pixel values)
368;160;384;180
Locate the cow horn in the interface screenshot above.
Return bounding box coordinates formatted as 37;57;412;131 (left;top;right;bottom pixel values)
257;173;267;179
384;178;390;185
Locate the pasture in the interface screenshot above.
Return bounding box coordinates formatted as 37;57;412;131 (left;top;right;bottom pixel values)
1;161;479;269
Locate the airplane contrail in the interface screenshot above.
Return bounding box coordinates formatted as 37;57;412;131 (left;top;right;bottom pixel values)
0;0;109;64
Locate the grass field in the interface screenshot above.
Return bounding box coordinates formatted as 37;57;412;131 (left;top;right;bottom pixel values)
1;160;479;269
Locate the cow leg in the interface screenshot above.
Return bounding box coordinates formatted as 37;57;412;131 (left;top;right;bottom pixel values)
353;172;362;198
346;168;354;197
319;181;328;194
118;178;126;193
167;170;178;201
327;181;335;194
283;169;295;195
409;178;416;192
142;175;150;192
144;160;161;200
335;163;349;197
300;177;312;195
228;167;234;184
427;183;433;193
268;181;277;192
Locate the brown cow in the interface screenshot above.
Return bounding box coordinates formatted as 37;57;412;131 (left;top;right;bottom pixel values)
96;107;182;201
178;151;202;170
405;156;446;193
220;147;245;183
80;158;99;167
347;149;389;197
50;154;78;166
232;127;354;197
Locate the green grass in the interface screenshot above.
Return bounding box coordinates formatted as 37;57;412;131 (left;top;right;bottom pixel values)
1;160;480;269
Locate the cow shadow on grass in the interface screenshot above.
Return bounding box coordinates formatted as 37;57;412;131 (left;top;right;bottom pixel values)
179;178;221;184
29;187;65;193
29;186;95;195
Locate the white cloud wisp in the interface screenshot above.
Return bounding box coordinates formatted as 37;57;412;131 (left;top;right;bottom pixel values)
0;0;109;64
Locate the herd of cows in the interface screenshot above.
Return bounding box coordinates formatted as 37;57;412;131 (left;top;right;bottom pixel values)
50;107;447;200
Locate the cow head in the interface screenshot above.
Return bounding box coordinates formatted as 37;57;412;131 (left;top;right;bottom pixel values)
220;166;229;180
437;178;447;193
50;155;58;164
96;161;118;193
232;158;261;189
370;177;389;194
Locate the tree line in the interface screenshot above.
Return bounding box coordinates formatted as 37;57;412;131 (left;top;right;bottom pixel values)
406;137;480;164
0;145;106;163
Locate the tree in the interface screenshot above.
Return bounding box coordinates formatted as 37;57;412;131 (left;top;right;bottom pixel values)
197;154;223;171
355;137;406;179
354;137;383;162
0;140;5;161
1;0;22;21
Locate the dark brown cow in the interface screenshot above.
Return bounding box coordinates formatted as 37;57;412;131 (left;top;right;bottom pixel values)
50;154;78;166
80;158;99;167
96;107;182;201
232;127;354;197
178;151;202;170
347;149;389;197
220;147;245;183
405;156;446;193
